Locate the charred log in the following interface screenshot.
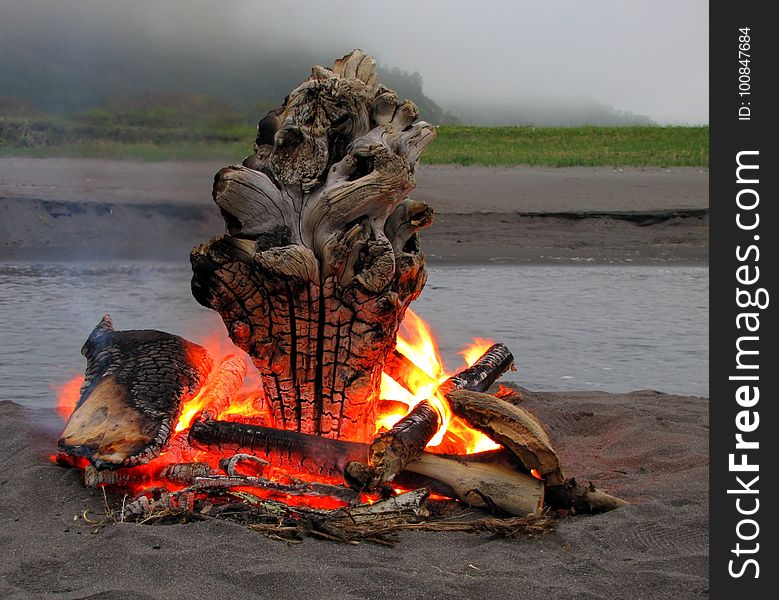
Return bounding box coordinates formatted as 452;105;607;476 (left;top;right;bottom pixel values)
188;414;366;477
438;343;515;395
191;50;436;442
368;401;439;484
58;315;212;469
368;343;516;483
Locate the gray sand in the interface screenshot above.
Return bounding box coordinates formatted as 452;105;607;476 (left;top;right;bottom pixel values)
0;158;708;264
0;386;708;599
0;159;708;213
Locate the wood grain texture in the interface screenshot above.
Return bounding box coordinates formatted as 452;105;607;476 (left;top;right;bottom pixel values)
191;50;436;441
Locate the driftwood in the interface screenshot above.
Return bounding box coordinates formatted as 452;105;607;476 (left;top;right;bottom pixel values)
402;452;543;516
446;389;563;485
329;488;429;524
545;478;628;514
368;343;516;483
188;415;543;516
58;315;212;469
191;50;436;442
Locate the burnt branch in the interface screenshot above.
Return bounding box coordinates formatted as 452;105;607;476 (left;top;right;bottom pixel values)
438;343;515;395
368;400;439;485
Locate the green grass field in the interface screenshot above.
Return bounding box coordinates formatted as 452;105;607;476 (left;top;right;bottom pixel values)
1;118;708;167
424;126;708;167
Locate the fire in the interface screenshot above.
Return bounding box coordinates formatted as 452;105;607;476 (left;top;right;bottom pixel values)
379;309;501;454
174;329;266;432
53;374;84;421
461;338;495;368
53;308;502;509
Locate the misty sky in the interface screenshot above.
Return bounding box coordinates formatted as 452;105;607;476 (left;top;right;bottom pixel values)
3;0;708;124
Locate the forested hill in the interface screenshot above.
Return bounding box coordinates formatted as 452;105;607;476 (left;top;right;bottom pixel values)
0;29;450;123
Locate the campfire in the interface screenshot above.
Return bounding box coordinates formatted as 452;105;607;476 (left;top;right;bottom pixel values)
54;50;625;542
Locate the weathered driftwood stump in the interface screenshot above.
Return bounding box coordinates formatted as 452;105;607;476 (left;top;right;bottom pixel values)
191;50;436;442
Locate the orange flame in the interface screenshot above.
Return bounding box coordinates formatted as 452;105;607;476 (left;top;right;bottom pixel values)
174;330;266;433
379;309;501;454
53;375;84;421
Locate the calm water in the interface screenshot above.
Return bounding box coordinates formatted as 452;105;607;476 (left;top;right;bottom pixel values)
0;263;708;410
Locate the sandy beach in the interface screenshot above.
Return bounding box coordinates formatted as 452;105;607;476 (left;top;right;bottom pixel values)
0;158;708;264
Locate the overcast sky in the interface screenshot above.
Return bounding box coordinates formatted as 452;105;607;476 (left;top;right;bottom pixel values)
228;0;709;124
3;0;709;124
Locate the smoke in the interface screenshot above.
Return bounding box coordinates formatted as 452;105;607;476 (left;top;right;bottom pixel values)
0;0;708;124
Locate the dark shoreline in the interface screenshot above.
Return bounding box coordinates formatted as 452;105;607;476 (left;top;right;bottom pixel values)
0;158;708;265
1;197;708;265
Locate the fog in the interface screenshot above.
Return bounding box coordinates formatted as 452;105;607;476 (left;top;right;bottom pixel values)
1;0;708;125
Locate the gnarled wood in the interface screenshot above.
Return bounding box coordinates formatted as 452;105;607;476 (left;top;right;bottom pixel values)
191;50;436;442
58;315;212;469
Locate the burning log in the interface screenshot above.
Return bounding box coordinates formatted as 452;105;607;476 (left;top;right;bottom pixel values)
188;416;544;516
368;343;516;484
58;315;212;469
446;389;563;485
383;349;438;391
368;401;439;485
191;50;436;442
188;414;367;478
188;354;248;418
438;343;515;394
